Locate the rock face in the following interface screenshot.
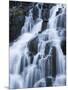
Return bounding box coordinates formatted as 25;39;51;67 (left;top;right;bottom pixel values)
28;36;38;55
9;1;55;43
9;1;33;42
61;40;66;55
9;15;25;42
51;46;56;77
44;46;56;78
32;6;39;21
46;76;53;86
45;42;51;56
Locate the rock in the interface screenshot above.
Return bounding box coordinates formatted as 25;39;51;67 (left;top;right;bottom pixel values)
28;52;34;64
44;46;56;78
61;40;66;55
42;4;55;21
41;4;55;32
9;15;25;42
45;55;52;77
45;42;51;56
51;46;56;77
9;1;33;43
56;8;62;16
41;20;48;31
46;76;53;86
33;6;39;21
28;36;38;55
42;9;49;22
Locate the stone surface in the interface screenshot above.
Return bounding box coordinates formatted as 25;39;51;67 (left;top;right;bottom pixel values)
51;46;56;77
46;76;53;86
28;36;38;55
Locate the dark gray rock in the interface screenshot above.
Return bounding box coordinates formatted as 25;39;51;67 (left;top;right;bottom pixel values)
45;42;51;56
45;46;56;78
28;36;38;55
41;20;48;31
46;76;53;86
56;8;62;16
51;46;56;77
33;6;39;21
9;15;25;42
45;55;52;77
61;40;66;55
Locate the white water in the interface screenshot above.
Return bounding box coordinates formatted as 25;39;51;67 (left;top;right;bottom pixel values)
9;4;66;88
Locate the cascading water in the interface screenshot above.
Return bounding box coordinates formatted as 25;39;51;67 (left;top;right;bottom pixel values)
9;3;66;89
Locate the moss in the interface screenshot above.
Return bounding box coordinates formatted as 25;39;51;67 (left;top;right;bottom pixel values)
15;10;24;16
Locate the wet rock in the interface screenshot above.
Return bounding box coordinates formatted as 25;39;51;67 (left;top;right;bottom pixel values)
51;46;56;77
44;46;56;77
61;40;66;55
9;1;33;43
41;20;48;31
42;4;55;21
56;8;62;16
9;15;25;42
33;6;39;21
46;76;53;86
45;42;51;56
45;55;52;77
29;53;34;64
28;36;38;55
45;46;56;78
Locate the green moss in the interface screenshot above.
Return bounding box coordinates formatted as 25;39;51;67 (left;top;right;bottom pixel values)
15;10;24;16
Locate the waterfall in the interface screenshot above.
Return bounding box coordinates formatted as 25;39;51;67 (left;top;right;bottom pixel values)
9;3;66;89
